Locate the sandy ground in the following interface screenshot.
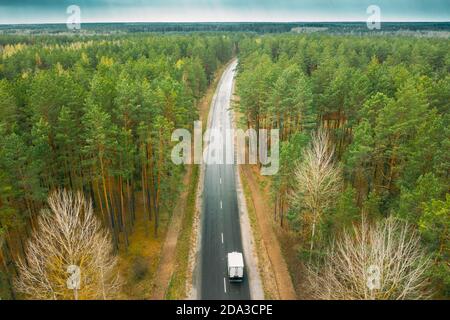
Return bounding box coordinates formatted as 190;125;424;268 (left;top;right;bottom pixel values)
151;166;192;299
186;149;205;300
240;165;297;299
186;62;230;300
230;72;264;300
188;59;264;300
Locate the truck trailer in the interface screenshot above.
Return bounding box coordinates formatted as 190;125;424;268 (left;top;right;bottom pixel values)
227;252;244;282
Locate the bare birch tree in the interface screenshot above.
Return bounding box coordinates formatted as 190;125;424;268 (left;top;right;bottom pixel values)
291;129;342;254
14;189;121;300
307;216;432;300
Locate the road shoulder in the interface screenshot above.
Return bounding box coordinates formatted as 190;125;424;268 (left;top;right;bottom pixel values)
239;165;297;300
230;68;264;300
151;167;192;299
232;75;297;300
186;61;233;300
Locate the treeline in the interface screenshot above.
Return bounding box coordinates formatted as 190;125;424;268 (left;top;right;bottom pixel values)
236;34;449;297
0;34;234;298
2;22;449;36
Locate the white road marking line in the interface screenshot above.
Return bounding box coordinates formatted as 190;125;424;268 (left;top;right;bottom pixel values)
220;177;222;184
221;233;224;244
224;277;227;293
220;201;223;209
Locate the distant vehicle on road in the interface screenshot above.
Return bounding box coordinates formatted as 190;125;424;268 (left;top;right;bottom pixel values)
227;252;244;282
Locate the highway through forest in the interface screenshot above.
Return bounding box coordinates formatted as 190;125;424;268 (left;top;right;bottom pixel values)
200;60;251;300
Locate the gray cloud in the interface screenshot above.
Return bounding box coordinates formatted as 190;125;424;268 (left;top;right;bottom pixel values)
0;0;448;24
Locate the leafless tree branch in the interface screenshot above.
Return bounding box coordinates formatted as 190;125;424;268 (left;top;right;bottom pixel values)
291;128;343;253
14;189;121;300
307;216;433;300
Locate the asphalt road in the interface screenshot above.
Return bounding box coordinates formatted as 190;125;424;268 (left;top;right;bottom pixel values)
200;60;251;300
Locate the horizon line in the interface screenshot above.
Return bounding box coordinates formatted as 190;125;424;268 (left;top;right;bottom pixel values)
1;20;449;26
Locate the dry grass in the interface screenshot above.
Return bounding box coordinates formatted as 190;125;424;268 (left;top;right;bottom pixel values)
117;63;232;300
234;104;279;299
239;166;275;299
234;72;301;298
163;62;232;299
275;229;309;299
244;147;304;299
117;60;277;300
165;165;199;299
117;195;169;299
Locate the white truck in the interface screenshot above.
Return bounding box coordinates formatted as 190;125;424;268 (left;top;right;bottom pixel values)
227;252;244;282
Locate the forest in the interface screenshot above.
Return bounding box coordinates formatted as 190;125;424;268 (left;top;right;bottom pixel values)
0;33;234;298
0;28;448;300
236;34;449;298
1;22;449;35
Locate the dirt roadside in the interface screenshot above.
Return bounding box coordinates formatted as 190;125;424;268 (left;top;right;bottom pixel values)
240;165;297;299
151;166;192;299
231;66;297;299
151;62;231;300
186;61;233;300
230;69;297;299
230;64;264;300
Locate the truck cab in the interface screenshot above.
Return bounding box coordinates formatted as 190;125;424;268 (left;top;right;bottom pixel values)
227;252;244;282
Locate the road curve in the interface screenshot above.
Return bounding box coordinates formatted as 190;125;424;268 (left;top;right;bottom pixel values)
200;60;251;300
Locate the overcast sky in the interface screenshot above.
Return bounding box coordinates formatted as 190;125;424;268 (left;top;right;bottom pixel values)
0;0;449;24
